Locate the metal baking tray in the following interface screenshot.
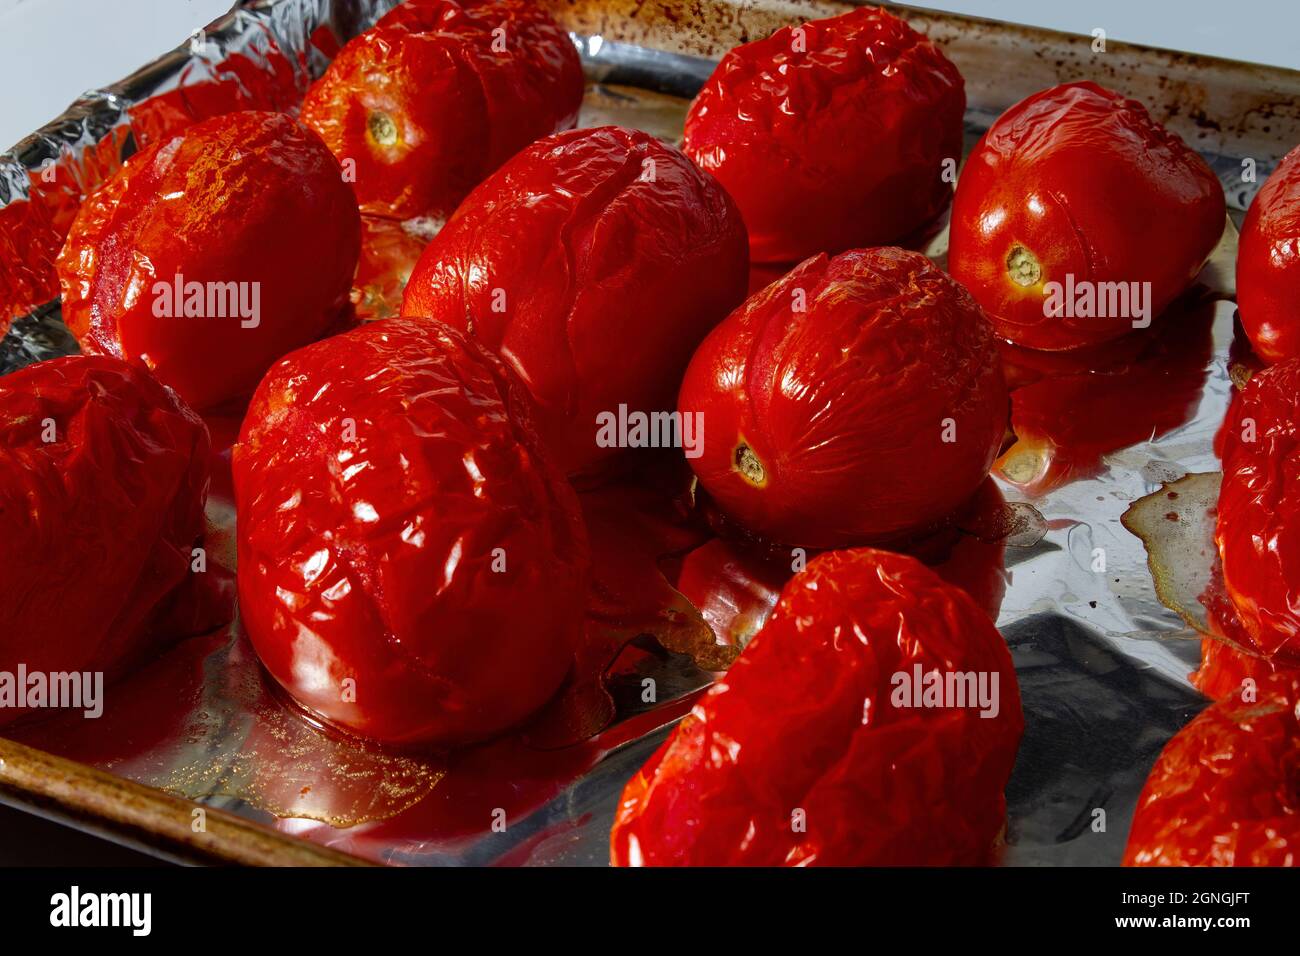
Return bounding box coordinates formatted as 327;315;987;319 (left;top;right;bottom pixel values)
2;0;1298;866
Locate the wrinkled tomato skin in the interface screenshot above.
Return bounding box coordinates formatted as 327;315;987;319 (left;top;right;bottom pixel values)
683;6;964;265
949;82;1225;351
0;355;210;723
1216;360;1300;663
610;548;1023;866
1237;144;1300;364
402;126;749;475
299;0;583;221
1124;672;1300;866
1190;637;1282;702
233;317;588;748
57;111;361;412
678;247;1007;549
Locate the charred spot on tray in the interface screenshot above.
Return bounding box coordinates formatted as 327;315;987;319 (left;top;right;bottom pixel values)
734;443;767;487
1006;244;1042;287
368;111;400;147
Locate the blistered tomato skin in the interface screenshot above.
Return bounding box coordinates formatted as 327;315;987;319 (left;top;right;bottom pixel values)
1125;673;1300;866
610;548;1023;866
949;82;1225;351
402;126;749;475
233;317;589;748
1237;144;1300;363
1215;360;1300;663
56;111;361;412
0;355;209;723
299;0;583;221
678;247;1007;549
683;6;963;265
683;6;964;265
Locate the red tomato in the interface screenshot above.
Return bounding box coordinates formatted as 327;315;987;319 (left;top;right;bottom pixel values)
299;0;583;221
1124;672;1300;866
1216;360;1300;663
683;6;964;264
232;317;588;747
949;82;1225;351
402;126;749;475
57;111;360;412
1237;144;1300;363
0;355;210;723
678;247;1007;549
1189;636;1284;701
610;547;1023;866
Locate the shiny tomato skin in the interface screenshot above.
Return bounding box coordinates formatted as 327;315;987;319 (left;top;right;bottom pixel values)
949;82;1225;351
0;355;209;722
610;547;1023;866
299;0;583;221
1237;144;1300;363
678;247;1007;549
402;126;749;475
233;317;588;748
57;110;360;412
1216;360;1300;663
1190;637;1282;701
683;6;964;264
1124;672;1300;866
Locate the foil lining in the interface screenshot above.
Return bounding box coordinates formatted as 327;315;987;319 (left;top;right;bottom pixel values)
0;0;1267;866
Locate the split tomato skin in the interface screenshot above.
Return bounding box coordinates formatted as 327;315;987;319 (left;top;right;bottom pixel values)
949;82;1225;351
401;126;749;475
0;355;209;723
683;6;964;264
1237;144;1300;363
610;547;1023;866
1124;672;1300;866
678;247;1007;549
56;110;361;412
1216;360;1300;663
299;0;583;221
232;317;589;748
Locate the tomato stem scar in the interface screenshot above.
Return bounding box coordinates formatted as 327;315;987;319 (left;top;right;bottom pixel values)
368;111;399;147
734;443;767;486
1006;244;1042;287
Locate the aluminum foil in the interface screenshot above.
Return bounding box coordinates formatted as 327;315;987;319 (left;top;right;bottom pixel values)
0;0;1261;866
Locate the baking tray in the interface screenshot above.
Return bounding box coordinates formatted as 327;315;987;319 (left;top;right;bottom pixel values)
1;0;1298;866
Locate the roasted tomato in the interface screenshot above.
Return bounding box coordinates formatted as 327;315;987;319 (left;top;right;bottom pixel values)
1124;672;1300;866
1238;144;1300;363
1215;360;1300;663
1190;636;1284;702
610;547;1023;866
233;317;588;747
0;355;209;723
299;0;583;221
57;110;360;412
678;247;1007;549
949;82;1225;351
683;6;964;264
402;126;749;475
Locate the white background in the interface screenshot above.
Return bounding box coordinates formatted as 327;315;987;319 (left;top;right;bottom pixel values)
1;0;1298;151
